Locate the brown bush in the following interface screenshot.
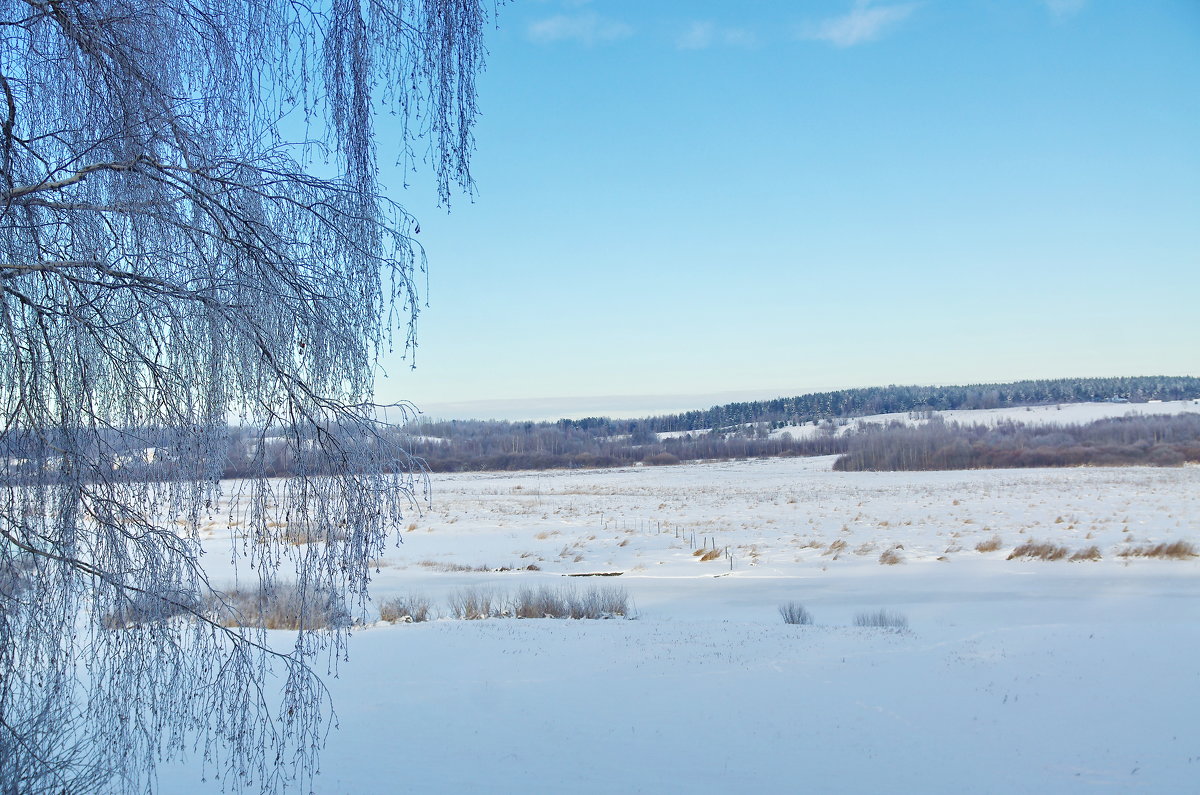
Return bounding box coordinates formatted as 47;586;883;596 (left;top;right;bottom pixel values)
379;594;433;623
1007;541;1069;561
213;583;350;630
507;585;629;619
447;587;501;620
878;548;904;565
644;452;681;466
1118;541;1198;560
823;539;847;556
1069;546;1102;562
975;535;1003;553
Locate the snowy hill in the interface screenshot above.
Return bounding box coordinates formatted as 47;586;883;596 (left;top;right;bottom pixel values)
768;398;1200;440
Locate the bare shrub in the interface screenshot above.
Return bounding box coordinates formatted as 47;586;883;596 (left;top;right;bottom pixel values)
102;588;206;629
508;586;562;619
698;548;722;562
379;595;434;623
282;524;349;545
854;609;908;630
1007;541;1069;561
568;586;630;619
1118;541;1198;560
878;548;904;565
975;535;1003;553
447;587;501;620
213;583;350;631
507;585;629;619
1069;546;1102;562
644;452;681;466
778;601;813;625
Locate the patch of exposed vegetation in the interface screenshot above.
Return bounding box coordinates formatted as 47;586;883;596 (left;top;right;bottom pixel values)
1118;541;1198;560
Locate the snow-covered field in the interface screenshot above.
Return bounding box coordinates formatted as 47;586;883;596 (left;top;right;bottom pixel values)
162;452;1200;793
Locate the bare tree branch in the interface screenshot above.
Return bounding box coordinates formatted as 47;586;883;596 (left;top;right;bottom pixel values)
0;0;498;791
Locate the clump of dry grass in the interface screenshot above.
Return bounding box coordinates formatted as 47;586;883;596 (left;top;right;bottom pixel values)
878;548;903;565
854;609;908;630
693;547;722;562
102;587;206;629
1007;541;1069;561
281;524;348;545
442;585;631;620
213;583;350;630
418;560;489;573
379;594;434;623
447;587;501;620
1069;546;1102;562
778;601;813;625
508;585;629;619
975;535;1003;553
1118;541;1198;560
823;539;847;556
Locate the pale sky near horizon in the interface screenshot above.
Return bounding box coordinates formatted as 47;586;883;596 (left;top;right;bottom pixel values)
371;0;1198;421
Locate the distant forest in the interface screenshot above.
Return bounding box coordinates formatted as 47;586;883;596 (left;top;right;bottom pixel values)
621;374;1200;433
397;375;1200;473
833;413;1200;472
8;376;1193;480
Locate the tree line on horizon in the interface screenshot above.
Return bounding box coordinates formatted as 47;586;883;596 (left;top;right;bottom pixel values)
832;413;1200;471
393;375;1198;473
4;376;1195;480
629;375;1200;434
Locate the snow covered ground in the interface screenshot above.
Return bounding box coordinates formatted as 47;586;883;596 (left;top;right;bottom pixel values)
768;398;1200;440
160;446;1200;793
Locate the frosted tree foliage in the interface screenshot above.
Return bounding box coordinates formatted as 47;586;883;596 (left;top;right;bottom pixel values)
0;0;493;791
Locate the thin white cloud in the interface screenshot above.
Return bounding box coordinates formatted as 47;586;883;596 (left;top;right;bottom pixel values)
801;1;918;48
723;28;758;48
527;12;633;45
1043;0;1086;19
677;21;716;50
676;21;758;51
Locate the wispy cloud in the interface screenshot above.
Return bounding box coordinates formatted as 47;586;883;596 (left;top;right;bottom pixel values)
676;21;758;51
1043;0;1086;19
800;1;918;48
527;12;633;45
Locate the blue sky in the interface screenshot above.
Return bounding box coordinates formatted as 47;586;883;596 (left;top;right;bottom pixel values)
373;0;1199;420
